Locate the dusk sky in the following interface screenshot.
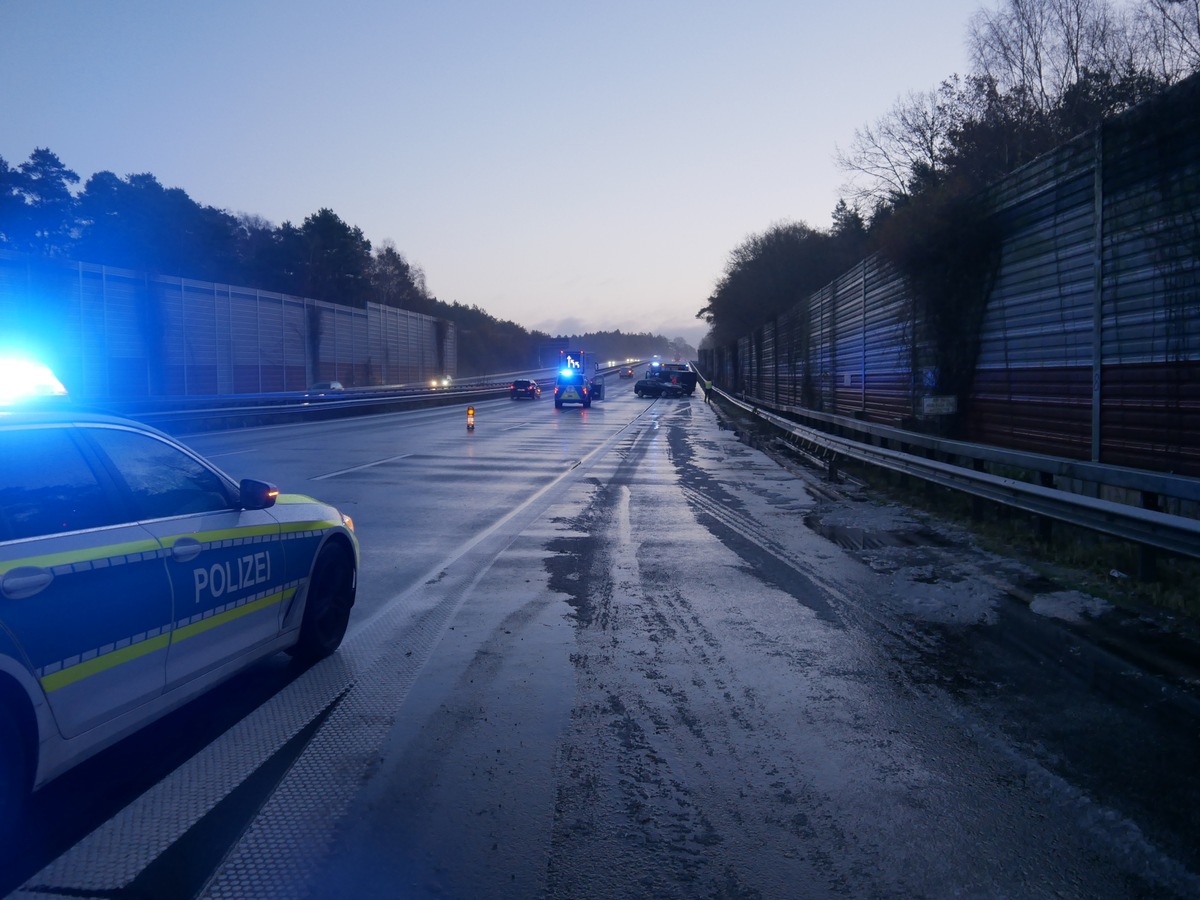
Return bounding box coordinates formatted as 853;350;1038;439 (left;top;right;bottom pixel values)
2;1;974;347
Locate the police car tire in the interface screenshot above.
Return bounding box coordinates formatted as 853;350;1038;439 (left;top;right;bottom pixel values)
0;703;29;840
289;543;355;663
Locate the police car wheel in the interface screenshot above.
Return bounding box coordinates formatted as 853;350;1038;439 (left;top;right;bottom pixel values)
289;543;355;663
0;703;29;840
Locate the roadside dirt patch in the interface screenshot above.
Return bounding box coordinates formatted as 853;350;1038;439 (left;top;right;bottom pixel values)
704;395;1200;693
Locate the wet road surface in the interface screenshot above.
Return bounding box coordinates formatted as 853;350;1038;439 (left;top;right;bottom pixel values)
8;384;1200;898
294;398;1200;898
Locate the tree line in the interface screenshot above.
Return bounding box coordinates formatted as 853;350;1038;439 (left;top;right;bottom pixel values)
698;0;1200;350
0;154;689;375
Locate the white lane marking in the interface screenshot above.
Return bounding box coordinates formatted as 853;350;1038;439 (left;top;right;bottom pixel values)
310;454;414;480
26;403;651;896
347;406;650;641
202;449;260;458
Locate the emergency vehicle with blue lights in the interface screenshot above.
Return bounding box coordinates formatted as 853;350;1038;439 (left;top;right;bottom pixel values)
0;359;358;836
553;349;592;409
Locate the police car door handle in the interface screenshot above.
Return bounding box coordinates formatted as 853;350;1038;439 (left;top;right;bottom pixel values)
171;538;203;563
2;566;54;600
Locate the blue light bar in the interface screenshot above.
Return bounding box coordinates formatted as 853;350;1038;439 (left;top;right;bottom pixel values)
0;358;68;403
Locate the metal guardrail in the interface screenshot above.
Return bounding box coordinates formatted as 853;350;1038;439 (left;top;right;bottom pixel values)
86;360;1199;561
109;383;514;432
744;394;1200;503
105;357;1200;562
716;388;1200;563
105;363;632;432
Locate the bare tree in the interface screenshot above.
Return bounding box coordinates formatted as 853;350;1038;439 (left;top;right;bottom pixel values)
1136;0;1200;79
968;0;1149;109
835;89;954;209
972;0;1049;108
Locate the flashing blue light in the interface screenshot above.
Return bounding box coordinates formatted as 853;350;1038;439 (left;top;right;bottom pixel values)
0;358;69;404
560;368;575;378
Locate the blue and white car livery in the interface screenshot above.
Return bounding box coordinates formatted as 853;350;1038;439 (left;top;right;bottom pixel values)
0;409;358;835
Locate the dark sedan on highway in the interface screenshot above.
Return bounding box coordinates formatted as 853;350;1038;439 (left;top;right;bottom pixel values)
510;379;541;400
634;376;684;398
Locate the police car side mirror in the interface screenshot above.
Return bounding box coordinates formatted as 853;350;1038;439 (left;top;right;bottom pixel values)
239;478;280;510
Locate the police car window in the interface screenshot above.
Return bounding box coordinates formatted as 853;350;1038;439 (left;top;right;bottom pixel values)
87;428;233;520
0;428;124;540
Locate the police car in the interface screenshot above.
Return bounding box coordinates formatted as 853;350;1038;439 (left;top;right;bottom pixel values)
0;389;358;836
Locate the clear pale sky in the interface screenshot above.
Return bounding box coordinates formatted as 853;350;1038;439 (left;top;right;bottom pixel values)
1;0;974;347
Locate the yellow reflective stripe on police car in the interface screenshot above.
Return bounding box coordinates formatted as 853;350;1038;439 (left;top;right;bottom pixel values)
0;538;164;577
158;525;280;546
38;575;302;693
21;501;346;695
279;520;342;533
169;584;297;644
40;631;172;693
156;521;341;548
276;493;324;505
